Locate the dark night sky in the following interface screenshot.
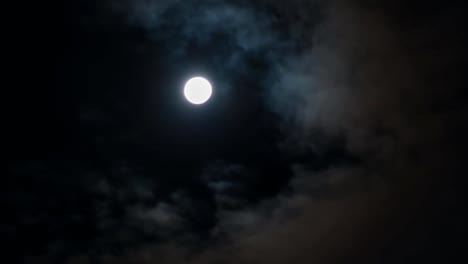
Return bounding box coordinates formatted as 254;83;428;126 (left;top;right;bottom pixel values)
5;0;468;263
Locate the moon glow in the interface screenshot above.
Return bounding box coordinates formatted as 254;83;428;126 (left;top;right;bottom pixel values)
184;77;212;105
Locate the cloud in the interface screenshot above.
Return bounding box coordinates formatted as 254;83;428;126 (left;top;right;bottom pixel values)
25;0;467;263
109;0;282;54
202;161;257;210
131;201;186;237
105;1;466;263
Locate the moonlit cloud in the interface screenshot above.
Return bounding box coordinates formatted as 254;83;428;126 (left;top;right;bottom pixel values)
11;0;467;263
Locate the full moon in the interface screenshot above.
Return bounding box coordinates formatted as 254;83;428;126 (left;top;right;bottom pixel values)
184;77;212;105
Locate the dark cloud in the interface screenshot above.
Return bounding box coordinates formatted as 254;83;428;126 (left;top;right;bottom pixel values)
132;1;467;263
9;0;467;263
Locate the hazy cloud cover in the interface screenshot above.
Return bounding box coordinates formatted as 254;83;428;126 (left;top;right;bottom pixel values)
92;0;466;263
9;0;467;263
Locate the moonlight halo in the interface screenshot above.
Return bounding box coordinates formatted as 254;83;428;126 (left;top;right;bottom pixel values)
184;77;212;105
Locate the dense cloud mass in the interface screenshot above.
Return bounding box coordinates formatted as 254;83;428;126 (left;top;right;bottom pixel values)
7;0;467;263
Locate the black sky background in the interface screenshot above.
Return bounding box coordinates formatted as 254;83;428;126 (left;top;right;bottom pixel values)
5;0;468;263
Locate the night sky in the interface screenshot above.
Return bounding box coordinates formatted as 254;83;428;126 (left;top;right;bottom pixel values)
6;0;468;263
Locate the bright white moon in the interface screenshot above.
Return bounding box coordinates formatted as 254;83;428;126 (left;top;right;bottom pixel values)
184;77;212;105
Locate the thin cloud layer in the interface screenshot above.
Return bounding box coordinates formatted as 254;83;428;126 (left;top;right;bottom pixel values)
11;0;467;263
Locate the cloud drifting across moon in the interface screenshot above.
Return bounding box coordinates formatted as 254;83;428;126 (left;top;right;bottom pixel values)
9;0;468;263
103;1;468;263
